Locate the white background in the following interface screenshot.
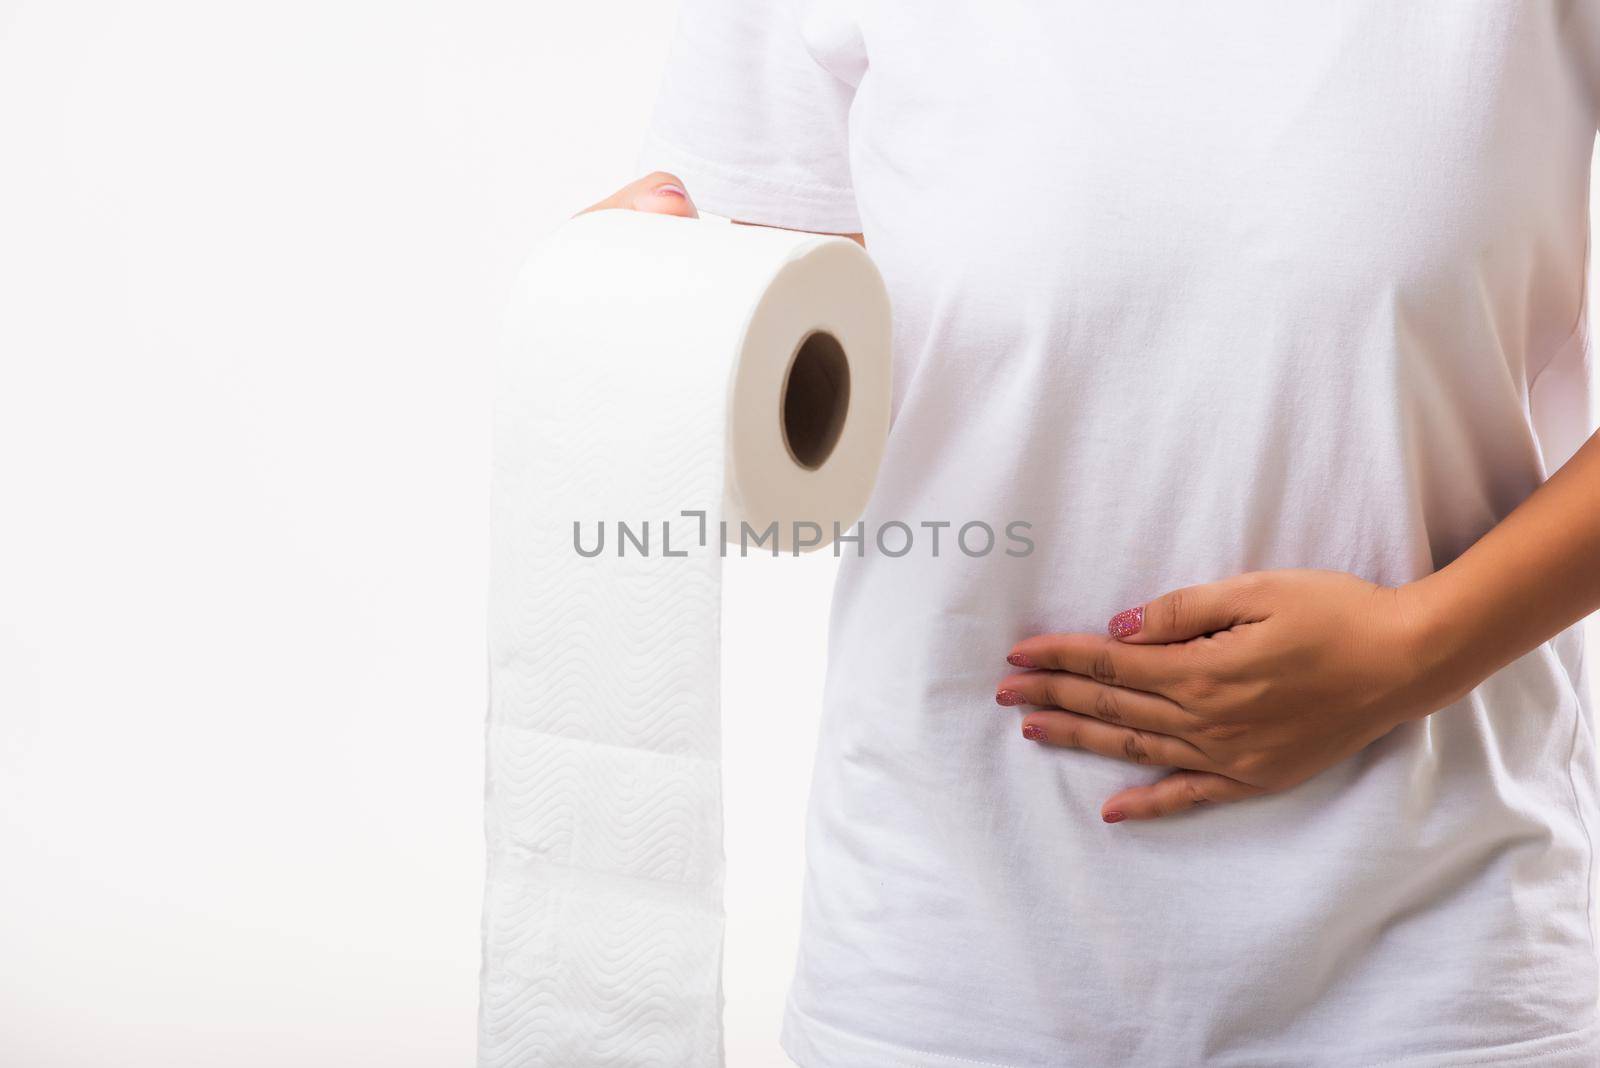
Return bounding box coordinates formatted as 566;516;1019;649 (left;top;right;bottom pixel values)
2;3;1598;1068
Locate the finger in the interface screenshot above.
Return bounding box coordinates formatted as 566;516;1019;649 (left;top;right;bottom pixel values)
1101;771;1263;823
1019;711;1218;772
1106;574;1266;645
996;670;1190;735
579;171;699;218
1006;632;1187;695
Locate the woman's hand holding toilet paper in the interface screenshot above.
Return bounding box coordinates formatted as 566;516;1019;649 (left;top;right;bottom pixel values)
996;570;1473;824
579;174;866;245
582;172;700;218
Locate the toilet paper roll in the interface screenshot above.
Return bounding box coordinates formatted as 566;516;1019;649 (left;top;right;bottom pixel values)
481;210;892;1067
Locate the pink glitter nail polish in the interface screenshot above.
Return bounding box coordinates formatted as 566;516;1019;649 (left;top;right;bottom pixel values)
1107;606;1143;638
1022;723;1046;741
1006;653;1036;669
1102;810;1126;824
996;689;1027;707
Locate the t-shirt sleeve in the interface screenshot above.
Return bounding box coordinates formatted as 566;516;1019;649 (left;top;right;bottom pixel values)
638;0;862;234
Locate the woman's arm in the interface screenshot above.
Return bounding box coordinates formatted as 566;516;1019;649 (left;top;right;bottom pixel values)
996;427;1600;823
1410;429;1600;687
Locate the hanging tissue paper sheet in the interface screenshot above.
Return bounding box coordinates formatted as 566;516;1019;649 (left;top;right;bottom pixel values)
482;210;891;1067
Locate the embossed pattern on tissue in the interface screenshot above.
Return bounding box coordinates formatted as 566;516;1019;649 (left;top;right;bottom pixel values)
482;283;731;1067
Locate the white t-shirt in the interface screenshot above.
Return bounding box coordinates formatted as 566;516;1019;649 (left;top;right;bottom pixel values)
642;4;1600;1065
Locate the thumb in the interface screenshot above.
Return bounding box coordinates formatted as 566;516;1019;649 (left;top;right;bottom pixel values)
580;171;698;219
1107;575;1261;644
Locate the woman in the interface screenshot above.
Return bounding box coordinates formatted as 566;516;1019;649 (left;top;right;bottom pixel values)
590;3;1600;1064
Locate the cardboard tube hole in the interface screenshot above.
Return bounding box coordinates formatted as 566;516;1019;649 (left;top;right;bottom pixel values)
781;331;851;471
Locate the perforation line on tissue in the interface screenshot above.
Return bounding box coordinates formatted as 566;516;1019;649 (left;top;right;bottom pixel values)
481;210;890;1068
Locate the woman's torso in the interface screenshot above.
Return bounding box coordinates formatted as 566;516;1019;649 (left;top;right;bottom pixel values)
785;4;1600;1065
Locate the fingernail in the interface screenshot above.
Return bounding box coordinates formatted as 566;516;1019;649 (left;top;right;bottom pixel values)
1006;653;1035;669
1022;724;1047;741
996;689;1027;707
654;182;688;199
1102;810;1126;824
1107;606;1143;638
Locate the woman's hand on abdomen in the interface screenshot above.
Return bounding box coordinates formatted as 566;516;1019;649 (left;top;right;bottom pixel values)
993;570;1467;824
